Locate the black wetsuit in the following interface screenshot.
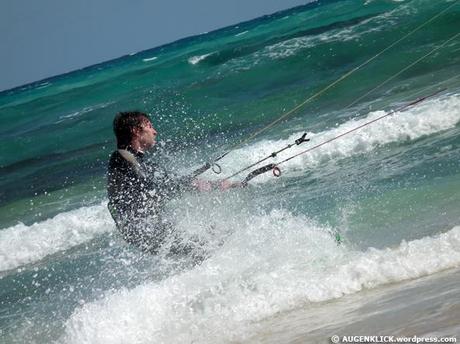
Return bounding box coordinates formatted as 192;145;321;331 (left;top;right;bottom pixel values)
107;148;193;253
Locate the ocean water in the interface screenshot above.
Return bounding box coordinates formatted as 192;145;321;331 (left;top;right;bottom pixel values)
1;0;460;343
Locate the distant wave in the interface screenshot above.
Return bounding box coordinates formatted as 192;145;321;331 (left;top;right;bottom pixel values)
187;12;382;69
188;52;215;65
142;56;158;62
223;4;413;69
36;82;52;90
56;101;115;123
235;30;249;37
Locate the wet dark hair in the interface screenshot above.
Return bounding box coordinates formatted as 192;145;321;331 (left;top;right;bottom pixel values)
113;111;150;149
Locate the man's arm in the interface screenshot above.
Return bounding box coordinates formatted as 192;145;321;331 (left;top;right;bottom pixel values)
191;179;242;192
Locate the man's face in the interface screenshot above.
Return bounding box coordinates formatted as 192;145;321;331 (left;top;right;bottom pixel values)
135;119;157;151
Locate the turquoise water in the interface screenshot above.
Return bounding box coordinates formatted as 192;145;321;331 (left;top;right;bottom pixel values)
1;0;459;342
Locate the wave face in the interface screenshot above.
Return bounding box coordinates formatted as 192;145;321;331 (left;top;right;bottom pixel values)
0;0;459;342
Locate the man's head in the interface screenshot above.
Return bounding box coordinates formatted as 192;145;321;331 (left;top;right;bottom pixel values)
113;111;157;151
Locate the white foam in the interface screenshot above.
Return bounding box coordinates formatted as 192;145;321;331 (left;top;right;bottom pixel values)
223;93;460;183
188;52;214;65
235;30;249;37
62;206;460;343
56;101;115;123
0;203;114;272
142;56;157;62
36;82;52;90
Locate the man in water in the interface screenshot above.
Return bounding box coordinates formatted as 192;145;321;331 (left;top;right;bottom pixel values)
107;111;235;254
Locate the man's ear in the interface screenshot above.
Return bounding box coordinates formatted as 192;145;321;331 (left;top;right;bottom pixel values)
131;127;140;137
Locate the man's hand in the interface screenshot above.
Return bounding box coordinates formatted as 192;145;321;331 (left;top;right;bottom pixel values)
218;179;242;190
192;179;213;192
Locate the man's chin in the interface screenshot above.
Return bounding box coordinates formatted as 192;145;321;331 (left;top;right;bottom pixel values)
140;142;155;151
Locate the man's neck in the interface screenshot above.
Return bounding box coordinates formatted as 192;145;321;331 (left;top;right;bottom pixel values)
119;145;144;157
129;141;143;153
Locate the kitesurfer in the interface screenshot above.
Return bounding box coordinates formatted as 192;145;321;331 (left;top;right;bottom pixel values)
107;111;238;254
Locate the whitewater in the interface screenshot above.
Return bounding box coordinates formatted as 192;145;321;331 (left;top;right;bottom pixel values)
0;0;459;343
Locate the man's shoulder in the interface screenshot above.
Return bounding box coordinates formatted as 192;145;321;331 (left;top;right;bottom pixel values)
108;150;130;172
108;150;121;162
